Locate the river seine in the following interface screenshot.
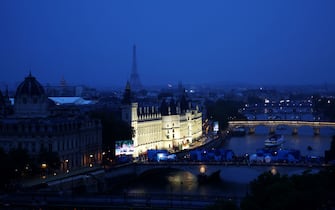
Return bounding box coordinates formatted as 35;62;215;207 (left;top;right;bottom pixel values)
225;126;334;157
110;127;334;198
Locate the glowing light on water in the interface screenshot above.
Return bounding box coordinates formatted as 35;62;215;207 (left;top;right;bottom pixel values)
200;165;206;174
271;167;277;175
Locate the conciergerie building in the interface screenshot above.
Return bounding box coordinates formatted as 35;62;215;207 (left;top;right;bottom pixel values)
0;73;102;172
121;82;203;157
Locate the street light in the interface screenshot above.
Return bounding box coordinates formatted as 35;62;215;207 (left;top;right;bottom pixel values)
89;154;95;167
65;159;69;173
199;165;206;174
271;167;277;175
41;163;47;179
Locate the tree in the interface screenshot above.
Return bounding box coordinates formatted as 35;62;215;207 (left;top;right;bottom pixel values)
37;149;61;173
7;148;31;178
240;169;335;210
89;109;133;157
205;99;246;129
314;97;335;121
325;135;335;163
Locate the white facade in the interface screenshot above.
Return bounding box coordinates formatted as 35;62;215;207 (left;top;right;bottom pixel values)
122;102;202;157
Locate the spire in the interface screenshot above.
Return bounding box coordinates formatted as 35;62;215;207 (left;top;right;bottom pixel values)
125;80;131;91
60;76;67;87
122;81;132;105
130;44;143;91
132;44;137;72
4;85;11;108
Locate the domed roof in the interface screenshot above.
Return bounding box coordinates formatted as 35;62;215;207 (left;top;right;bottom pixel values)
15;73;45;97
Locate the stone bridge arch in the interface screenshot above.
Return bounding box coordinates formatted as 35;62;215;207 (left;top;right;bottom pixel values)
104;163;224;181
134;163;223;178
228;120;335;135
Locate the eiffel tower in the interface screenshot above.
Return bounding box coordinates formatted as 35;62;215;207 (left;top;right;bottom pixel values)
129;44;143;91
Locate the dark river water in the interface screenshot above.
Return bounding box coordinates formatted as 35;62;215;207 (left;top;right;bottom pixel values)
225;126;334;157
110;126;334;198
112;165;321;198
122;169;249;198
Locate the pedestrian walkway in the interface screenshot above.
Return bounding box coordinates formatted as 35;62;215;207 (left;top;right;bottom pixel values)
21;165;103;189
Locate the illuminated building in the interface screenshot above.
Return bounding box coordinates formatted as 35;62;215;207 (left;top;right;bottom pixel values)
121;83;202;157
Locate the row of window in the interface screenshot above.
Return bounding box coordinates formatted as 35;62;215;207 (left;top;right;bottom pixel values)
0;132;99;155
0;120;99;133
0;141;51;153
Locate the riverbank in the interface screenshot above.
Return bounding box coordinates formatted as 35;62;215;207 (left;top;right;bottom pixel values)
175;131;230;160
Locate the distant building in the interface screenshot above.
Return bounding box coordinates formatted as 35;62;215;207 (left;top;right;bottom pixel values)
45;76;99;99
121;83;202;157
129;44;144;92
0;73;102;171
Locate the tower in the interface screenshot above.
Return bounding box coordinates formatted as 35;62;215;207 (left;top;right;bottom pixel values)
121;81;132;105
129;44;143;91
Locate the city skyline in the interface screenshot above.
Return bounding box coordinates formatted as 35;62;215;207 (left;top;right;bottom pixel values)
1;0;335;89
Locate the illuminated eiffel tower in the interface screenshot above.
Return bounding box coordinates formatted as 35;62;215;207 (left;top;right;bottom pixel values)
129;44;143;91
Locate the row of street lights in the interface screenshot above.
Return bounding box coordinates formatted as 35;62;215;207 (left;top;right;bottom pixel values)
40;153;97;180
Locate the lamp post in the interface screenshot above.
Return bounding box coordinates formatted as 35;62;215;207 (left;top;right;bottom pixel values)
89;154;94;167
41;163;47;179
102;152;106;169
65;159;69;173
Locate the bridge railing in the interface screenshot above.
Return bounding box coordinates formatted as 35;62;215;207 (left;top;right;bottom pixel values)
228;120;335;126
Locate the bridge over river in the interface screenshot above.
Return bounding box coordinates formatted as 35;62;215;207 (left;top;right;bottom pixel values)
22;161;324;195
105;162;324;183
36;162;323;196
228;120;335;135
10;162;326;209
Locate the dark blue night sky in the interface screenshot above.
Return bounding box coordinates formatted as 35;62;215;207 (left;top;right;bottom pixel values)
1;0;335;88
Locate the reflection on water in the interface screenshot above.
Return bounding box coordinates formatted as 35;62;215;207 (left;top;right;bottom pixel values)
124;169;249;197
117;166;314;198
125;170;198;194
167;171;197;192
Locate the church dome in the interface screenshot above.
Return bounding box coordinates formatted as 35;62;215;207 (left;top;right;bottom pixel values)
15;73;45;97
14;73;49;118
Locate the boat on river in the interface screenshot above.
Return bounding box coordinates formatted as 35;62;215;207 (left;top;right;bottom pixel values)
264;134;284;147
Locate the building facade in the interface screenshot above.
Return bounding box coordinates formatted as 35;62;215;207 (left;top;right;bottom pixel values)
0;73;102;172
121;85;203;157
